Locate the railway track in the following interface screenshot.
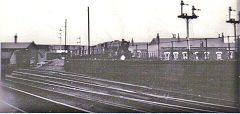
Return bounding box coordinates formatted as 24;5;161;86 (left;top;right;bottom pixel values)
0;99;26;113
0;83;90;113
28;68;238;105
3;68;239;112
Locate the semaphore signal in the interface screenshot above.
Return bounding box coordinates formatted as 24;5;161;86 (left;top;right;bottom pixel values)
178;0;200;60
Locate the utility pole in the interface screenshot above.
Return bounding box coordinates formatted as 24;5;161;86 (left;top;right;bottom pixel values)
88;6;90;55
178;0;200;60
64;19;67;60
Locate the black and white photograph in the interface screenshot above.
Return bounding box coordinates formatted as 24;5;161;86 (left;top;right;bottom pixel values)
0;0;239;112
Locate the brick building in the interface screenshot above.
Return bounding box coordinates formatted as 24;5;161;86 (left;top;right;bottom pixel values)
129;33;235;60
1;41;39;67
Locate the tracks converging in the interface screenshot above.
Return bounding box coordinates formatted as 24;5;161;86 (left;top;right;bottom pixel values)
2;68;239;112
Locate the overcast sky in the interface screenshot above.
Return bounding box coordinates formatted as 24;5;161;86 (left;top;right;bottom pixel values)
0;0;238;45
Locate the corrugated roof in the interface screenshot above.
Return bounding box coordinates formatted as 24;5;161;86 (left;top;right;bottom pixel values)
1;42;33;49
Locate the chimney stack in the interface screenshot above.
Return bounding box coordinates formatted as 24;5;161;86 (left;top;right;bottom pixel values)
14;33;17;43
131;38;134;46
172;34;176;38
156;33;160;41
221;33;224;41
177;33;180;41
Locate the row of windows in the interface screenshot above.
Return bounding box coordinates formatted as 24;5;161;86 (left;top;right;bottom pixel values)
136;51;234;60
163;51;233;60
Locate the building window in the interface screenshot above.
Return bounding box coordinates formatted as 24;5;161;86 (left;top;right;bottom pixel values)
164;52;170;60
182;52;188;60
194;52;199;60
173;52;179;60
216;52;222;60
204;52;210;60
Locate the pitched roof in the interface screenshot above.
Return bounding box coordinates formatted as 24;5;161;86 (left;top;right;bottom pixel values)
133;42;148;46
1;42;34;49
36;45;49;49
150;38;234;48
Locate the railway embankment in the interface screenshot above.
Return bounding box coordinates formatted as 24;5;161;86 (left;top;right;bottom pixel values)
65;59;239;107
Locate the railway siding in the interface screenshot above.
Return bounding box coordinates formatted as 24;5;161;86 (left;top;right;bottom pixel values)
2;68;239;112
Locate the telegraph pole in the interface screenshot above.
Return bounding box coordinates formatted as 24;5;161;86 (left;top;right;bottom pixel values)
65;19;67;52
88;6;90;55
58;28;62;51
178;0;200;60
63;19;67;60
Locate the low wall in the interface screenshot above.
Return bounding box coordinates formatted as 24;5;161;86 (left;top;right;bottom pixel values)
65;59;238;103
